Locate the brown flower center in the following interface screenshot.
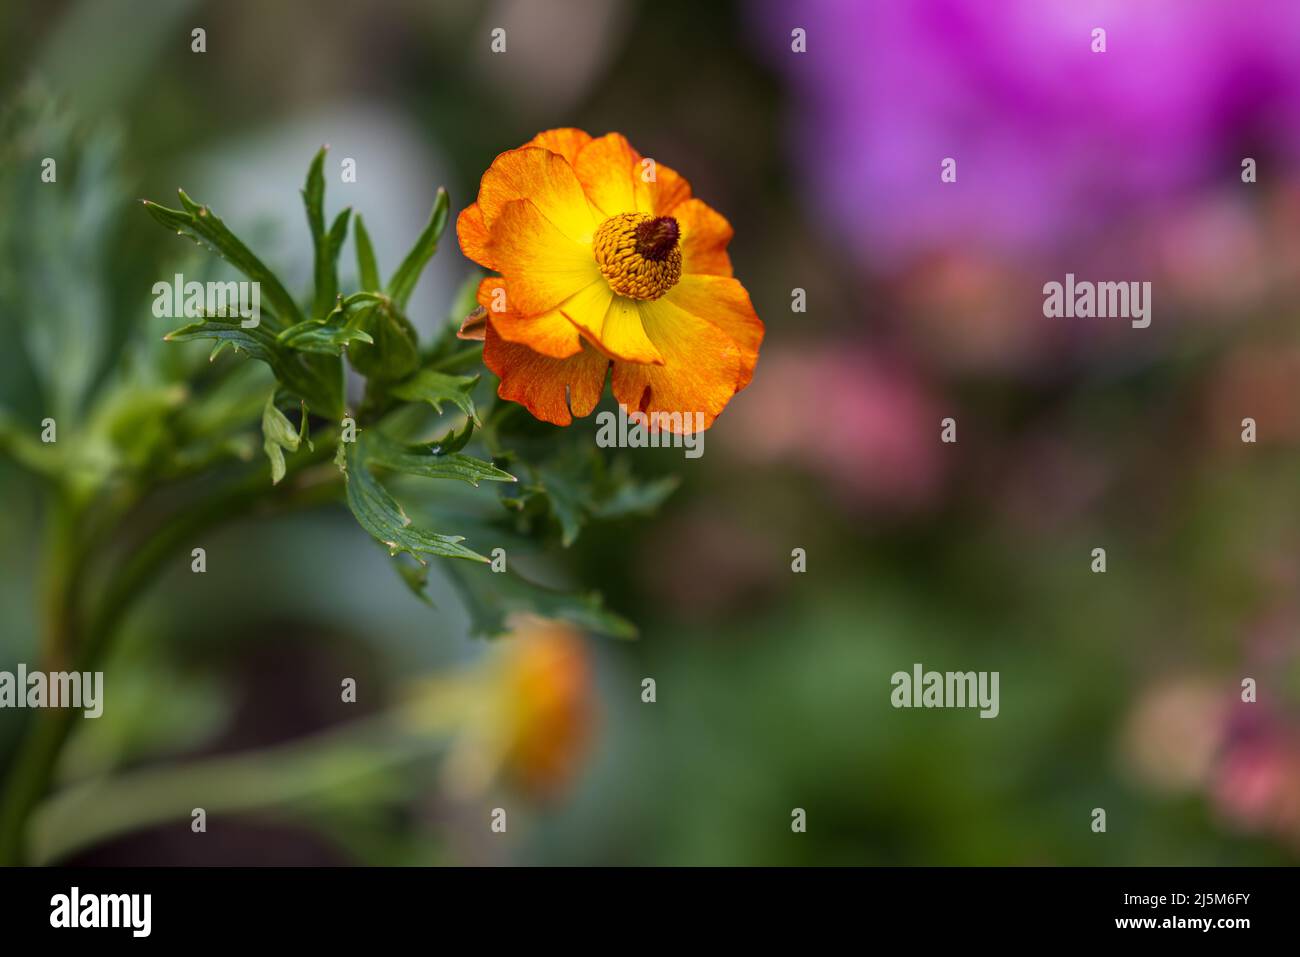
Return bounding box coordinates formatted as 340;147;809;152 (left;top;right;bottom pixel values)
592;212;682;300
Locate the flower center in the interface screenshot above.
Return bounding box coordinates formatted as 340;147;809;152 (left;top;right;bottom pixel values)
592;212;682;300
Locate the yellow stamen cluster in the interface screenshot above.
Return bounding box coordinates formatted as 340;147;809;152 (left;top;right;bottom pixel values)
592;212;683;300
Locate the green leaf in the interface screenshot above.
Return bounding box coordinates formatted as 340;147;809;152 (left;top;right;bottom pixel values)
166;316;279;363
387;188;449;310
277;293;379;356
392;554;433;605
165;317;342;416
278;319;373;355
302;147;352;320
326;208;352;295
443;562;636;640
142;194;302;329
302;148;327;314
365;429;514;487
354;214;381;292
389;368;478;423
342;438;488;563
261;391;300;485
492;434;679;547
2;95;119;421
589;460;681;520
428;418;474;454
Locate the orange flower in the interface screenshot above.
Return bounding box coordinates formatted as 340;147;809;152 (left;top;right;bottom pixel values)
457;129;763;432
401;615;595;800
496;616;594;798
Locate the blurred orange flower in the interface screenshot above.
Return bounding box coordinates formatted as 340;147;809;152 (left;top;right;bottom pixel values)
495;615;594;798
404;615;595;800
458;128;763;432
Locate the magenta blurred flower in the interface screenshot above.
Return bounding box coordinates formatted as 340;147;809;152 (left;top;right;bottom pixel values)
755;0;1300;269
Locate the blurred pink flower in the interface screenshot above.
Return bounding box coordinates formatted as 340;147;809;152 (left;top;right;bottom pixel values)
723;347;944;512
1124;675;1300;847
1212;726;1300;842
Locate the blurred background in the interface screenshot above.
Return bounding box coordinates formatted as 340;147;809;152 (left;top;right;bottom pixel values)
3;0;1300;865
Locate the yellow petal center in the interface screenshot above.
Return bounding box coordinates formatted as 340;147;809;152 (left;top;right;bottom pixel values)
592;212;682;301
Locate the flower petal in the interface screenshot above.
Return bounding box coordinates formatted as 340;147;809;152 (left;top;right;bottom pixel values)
675;199;734;277
484;322;610;426
478;147;597;243
634;161;692;216
664;274;763;389
558;283;664;365
477;277;583;359
599;296;665;365
574;133;641;218
525;128;593;166
611;295;742;433
489;198;603;315
456;203;495;270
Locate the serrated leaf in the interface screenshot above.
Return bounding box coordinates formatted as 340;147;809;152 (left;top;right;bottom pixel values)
493;436;679;547
389;368;478;423
343;439;488;563
365;429;514;487
166;317;342;415
166;316;279;363
278;317;373;355
387;188;448;310
142;195;302;329
428;418;474;454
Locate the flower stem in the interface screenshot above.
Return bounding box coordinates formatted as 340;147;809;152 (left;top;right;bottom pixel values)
0;441;341;865
28;713;442;864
